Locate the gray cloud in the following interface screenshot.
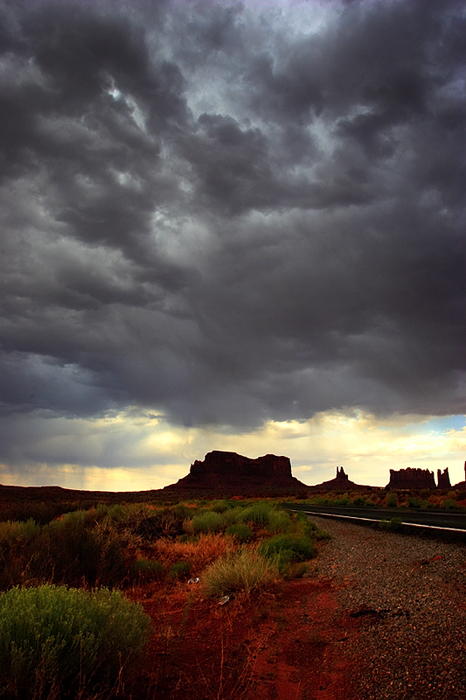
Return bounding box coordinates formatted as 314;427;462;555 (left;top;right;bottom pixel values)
0;0;465;453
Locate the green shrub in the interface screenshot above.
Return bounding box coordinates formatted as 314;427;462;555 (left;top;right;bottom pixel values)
202;549;278;597
174;503;191;520
104;503;127;523
168;561;191;580
296;516;331;541
314;496;330;506
225;524;253;542
442;498;457;510
222;507;243;527
59;509;96;527
0;585;151;700
0;519;40;545
385;493;398;508
258;534;316;563
222;502;291;533
131;558;164;582
135;509;185;540
109;503;153;530
334;495;351;506
0;503;76;527
0;514;129;591
239;503;275;528
41;518;127;588
266;510;292;533
379;517;403;532
210;500;231;513
191;511;225;534
0;520;42;591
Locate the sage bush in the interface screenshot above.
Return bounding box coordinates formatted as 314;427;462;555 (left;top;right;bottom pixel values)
0;585;152;700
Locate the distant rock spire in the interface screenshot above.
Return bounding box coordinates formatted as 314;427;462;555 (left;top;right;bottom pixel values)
437;468;451;489
336;466;348;480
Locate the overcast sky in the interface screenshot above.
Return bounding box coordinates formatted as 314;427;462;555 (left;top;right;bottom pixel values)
1;0;465;491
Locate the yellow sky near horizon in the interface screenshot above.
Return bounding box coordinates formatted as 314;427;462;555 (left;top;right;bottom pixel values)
1;410;465;492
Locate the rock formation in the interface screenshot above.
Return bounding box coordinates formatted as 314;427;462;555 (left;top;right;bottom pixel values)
387;467;436;490
310;466;366;491
164;450;308;495
437;468;451;490
453;461;466;490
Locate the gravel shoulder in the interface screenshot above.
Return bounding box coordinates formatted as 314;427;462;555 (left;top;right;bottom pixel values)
309;516;466;700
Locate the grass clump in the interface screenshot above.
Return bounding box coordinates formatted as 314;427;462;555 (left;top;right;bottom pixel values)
202;548;278;597
0;584;151;700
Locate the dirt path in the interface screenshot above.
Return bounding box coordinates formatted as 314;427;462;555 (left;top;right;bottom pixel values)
138;573;359;700
135;518;466;699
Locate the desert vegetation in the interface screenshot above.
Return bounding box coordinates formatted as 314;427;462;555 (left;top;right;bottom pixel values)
0;498;328;699
298;488;466;510
0;585;151;700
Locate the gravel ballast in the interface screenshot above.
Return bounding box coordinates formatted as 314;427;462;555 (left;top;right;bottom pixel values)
309;515;466;700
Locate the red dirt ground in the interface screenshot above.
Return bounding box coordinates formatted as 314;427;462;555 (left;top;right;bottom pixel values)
130;575;361;700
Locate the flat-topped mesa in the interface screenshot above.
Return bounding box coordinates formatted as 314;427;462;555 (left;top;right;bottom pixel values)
387;467;436;490
165;450;307;494
190;451;292;478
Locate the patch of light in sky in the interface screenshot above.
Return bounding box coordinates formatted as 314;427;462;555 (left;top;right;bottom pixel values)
106;79;147;132
182;0;339;124
417;415;466;434
248;0;338;36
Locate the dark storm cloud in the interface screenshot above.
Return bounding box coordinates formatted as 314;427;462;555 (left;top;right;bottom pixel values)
0;0;465;440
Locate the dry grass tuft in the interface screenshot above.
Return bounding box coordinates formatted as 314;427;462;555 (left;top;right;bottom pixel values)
150;533;235;572
202;547;279;597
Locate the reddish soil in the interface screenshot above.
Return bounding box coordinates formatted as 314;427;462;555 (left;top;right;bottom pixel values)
130;575;361;700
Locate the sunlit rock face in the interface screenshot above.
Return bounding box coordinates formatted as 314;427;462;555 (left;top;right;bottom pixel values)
165;450;308;494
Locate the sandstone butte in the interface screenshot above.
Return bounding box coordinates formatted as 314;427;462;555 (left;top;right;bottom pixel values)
164;450;308;495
